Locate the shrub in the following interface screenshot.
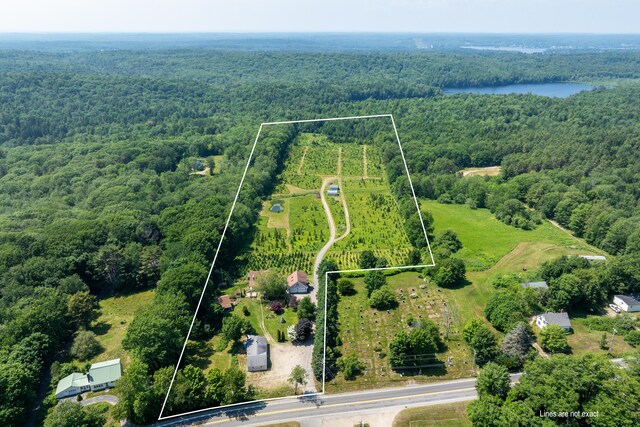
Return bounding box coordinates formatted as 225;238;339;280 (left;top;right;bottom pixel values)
539;325;570;353
70;331;101;361
337;279;355;296
369;286;398;310
337;354;365;380
269;300;284;314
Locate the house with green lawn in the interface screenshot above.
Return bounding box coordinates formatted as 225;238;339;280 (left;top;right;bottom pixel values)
56;358;122;399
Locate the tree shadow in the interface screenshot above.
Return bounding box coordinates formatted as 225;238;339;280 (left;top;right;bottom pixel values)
92;321;111;336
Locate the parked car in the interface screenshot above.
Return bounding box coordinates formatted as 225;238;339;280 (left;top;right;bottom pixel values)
609;304;621;313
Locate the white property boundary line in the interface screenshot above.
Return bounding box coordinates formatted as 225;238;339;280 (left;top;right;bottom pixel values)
158;114;435;420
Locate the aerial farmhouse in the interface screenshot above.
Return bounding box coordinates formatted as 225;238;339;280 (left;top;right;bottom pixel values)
287;271;310;294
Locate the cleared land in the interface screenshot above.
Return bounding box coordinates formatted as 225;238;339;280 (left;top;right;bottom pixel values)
459;166;501;177
248;133;412;272
392;401;472;427
81;290;154;367
329;272;469;393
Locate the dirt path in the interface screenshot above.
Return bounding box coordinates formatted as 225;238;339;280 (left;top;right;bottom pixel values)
311;177;351;304
337;147;342;176
258;301;275;342
297;147;309;175
363;144;368;178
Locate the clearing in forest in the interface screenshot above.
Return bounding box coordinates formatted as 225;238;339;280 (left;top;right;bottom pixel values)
248;132;413;273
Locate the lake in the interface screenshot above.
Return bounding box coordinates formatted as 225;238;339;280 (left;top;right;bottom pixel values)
444;82;597;98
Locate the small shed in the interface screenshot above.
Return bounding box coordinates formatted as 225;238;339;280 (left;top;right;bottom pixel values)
270;204;284;213
329;184;339;191
217;295;234;310
327;189;339;196
520;281;548;290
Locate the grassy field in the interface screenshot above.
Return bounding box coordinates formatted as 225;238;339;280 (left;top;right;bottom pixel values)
458;166;501;177
83;290;155;367
562;315;635;357
423;200;600;271
392;401;472;427
329;272;471;393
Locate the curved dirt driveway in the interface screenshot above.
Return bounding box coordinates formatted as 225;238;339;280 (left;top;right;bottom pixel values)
311;177;350;304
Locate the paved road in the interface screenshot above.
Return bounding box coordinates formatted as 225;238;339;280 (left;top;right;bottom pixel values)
154;375;521;427
80;395;119;406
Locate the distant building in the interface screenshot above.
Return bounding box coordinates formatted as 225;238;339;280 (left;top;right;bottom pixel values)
246;335;268;372
287;271;310;294
613;295;640;312
579;255;607;262
56;359;122;399
328;184;339;196
329;184;339;191
217;295;234;310
327;189;339;196
270;204;284;213
536;312;571;331
520;281;549;290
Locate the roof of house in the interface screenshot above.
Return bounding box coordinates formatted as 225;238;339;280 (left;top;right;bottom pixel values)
327;189;339;196
540;312;571;328
246;335;268;370
329;184;339;190
615;294;640;306
88;359;122;385
521;281;549;289
56;372;89;394
579;255;607;261
288;271;308;287
248;270;267;288
217;295;233;309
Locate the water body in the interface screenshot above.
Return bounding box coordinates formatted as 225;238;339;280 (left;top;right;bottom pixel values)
444;83;597;98
461;46;547;54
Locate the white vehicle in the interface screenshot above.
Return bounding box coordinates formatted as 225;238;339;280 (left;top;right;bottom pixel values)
609;304;621;313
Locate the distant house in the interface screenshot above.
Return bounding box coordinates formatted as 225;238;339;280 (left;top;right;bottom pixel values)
613;295;640;312
217;295;234;310
520;281;548;290
193;159;205;171
579;255;607;262
270;204;284;213
536;312;571;331
246;335;268;372
287;271;310;294
327;184;339;196
56;359;122;399
248;270;267;290
329;184;339;191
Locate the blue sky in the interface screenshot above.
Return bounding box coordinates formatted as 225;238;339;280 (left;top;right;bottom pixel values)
1;0;638;33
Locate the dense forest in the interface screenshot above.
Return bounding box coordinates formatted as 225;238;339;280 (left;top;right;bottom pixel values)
0;47;639;425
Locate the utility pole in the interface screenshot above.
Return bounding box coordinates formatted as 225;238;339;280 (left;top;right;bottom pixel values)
471;349;477;376
609;328;617;354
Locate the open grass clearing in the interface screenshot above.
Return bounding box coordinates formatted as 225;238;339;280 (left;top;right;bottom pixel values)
83;290;154;367
329;271;471;394
392;401;472;427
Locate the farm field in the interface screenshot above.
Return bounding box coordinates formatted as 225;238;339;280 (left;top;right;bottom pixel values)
328;271;471;394
247;132;413;273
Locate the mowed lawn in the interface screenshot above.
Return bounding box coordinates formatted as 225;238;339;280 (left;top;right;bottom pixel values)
330;272;471;393
392;401;472;427
86;290;155;367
